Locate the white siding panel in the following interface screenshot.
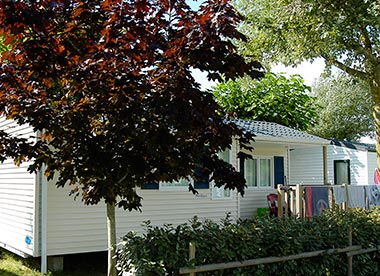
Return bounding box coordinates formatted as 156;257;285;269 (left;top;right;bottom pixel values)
46;183;238;256
290;147;325;185
0;119;36;256
328;145;368;185
290;145;373;186
239;188;276;219
367;152;377;185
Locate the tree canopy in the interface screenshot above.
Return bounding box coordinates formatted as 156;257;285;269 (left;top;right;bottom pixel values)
212;73;317;131
236;0;380;166
0;0;262;209
308;73;374;142
0;1;261;274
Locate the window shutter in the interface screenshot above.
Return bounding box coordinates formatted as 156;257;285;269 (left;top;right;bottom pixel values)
141;183;159;189
194;167;209;189
274;156;285;185
239;157;245;177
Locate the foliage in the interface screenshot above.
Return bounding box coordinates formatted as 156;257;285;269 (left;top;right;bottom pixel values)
0;0;261;209
118;208;380;276
212;73;317;131
0;36;7;52
0;1;261;274
308;72;375;141
236;0;379;74
235;0;380;167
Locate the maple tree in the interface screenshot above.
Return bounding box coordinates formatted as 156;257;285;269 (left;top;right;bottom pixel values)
0;0;262;275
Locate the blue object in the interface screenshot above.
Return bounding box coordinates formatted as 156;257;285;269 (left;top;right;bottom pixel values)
25;236;32;245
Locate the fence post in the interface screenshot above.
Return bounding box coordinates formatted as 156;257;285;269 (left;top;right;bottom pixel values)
277;185;285;218
289;189;295;215
347;227;353;276
296;184;303;218
189;242;196;276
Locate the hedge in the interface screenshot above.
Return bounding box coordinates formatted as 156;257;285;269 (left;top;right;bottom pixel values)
116;207;380;276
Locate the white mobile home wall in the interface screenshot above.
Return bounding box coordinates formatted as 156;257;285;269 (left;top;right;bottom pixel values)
45;183;240;256
44;139;241;256
0;119;38;257
289;144;376;185
1;132;242;257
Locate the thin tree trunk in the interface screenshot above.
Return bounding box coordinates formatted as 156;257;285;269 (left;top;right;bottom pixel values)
107;201;117;276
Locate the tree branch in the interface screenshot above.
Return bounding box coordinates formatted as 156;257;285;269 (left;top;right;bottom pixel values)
357;25;378;65
322;55;368;81
360;24;373;54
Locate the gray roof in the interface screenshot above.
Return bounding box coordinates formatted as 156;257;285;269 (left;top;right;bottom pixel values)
231;119;329;145
331;139;376;152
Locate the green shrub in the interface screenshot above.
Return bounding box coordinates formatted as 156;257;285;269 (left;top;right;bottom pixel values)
117;208;380;276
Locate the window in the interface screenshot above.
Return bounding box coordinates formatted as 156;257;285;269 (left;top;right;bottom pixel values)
245;157;273;188
159;166;210;190
334;160;350;185
212;150;232;199
160;178;190;189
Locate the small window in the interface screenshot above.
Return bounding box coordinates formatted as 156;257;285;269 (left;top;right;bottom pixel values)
334;160;350;185
160;166;210;191
212;149;232;199
141;183;159;189
245;157;273;188
160;178;190;189
245;159;258;187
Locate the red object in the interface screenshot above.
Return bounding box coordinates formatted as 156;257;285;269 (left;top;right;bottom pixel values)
305;186;313;218
267;193;279;217
374;169;380;185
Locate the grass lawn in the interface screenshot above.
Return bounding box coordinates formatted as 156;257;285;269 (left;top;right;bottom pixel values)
0;248;107;276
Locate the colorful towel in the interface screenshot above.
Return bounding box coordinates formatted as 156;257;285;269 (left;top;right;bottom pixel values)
374;169;380;185
305;186;329;217
365;185;380;208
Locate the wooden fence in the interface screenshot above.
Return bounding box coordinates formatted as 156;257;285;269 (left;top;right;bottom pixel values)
276;184;371;219
179;184;380;276
179;228;380;276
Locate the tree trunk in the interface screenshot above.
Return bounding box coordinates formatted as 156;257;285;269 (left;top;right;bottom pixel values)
371;78;380;170
107;201;117;276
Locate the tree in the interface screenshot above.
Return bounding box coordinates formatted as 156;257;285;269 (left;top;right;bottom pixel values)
0;0;261;275
308;72;375;141
212;73;317;130
236;0;380;167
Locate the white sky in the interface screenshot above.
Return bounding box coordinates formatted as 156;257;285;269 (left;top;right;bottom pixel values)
271;58;326;86
193;58;326;90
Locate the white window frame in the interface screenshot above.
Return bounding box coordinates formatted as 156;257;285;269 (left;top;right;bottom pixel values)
159;177;191;191
245;156;274;189
212;149;233;200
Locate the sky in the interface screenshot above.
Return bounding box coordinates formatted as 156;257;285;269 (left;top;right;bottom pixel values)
271;58;326;86
193;58;326;90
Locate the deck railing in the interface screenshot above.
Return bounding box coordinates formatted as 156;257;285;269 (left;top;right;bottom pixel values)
277;183;372;219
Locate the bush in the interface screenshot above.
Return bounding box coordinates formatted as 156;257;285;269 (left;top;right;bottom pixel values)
117;208;380;276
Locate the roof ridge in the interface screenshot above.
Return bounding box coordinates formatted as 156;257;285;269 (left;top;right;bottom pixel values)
229;118;328;144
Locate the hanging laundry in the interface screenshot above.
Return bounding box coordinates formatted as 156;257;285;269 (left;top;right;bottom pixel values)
332;186;346;204
305;186;329;217
347;186;365;208
365;185;380;209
